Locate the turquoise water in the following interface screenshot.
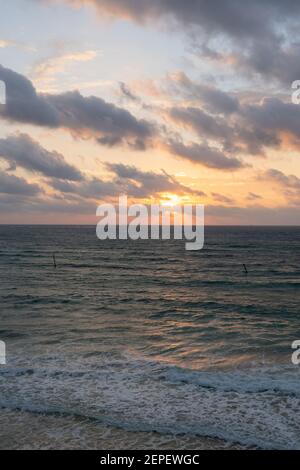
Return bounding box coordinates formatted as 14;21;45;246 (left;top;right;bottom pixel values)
0;226;300;449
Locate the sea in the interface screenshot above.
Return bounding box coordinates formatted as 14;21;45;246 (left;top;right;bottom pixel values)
0;225;299;450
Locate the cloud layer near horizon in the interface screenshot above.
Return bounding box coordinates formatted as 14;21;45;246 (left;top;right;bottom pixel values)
0;131;206;216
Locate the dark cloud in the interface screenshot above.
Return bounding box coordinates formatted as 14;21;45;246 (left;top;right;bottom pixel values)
48;162;205;200
50;0;300;83
230;122;280;156
0;65;155;149
2;66;297;171
211;192;234;204
247;192;262;201
168;72;240;115
56;1;284;40
167;89;300;157
242;99;300;143
165;75;276;156
233;40;300;85
0;65;59;126
166;139;244;170
262;168;300;205
47;89;153;147
0;133;83;180
169;106;231;141
265;168;300;193
106;162;206;197
49;176;119;199
7;162;205;217
198;86;240;116
119;82;139;102
0;169;41;196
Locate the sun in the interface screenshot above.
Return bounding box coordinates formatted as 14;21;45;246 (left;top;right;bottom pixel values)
160;193;182;206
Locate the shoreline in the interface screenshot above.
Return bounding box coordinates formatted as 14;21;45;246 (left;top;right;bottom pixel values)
0;408;248;450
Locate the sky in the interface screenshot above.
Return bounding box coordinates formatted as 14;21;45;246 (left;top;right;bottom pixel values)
0;0;300;224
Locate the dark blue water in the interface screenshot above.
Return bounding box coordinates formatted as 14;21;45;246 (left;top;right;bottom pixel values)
0;226;300;449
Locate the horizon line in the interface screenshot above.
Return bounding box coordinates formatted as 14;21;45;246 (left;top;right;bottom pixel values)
0;224;299;227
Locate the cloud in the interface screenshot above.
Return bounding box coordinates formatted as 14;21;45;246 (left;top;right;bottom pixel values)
241;99;300;143
45;0;300;83
0;40;16;49
1;190;299;225
0;39;35;53
166;77;300;156
48;162;205;200
232;39;300;85
119;82;140;102
32;50;98;82
4;65;299;171
166;139;244;170
265;168;300;195
169;106;232;142
0;169;41;196
49;176;119;199
106;162;206;197
262;168;300;205
0;158;206;218
0;134;83;180
0;65;155;149
168;72;240;115
0;65;59;126
211;192;234;204
48;1;283;39
247;192;262;201
2;65;299;172
0;65;271;169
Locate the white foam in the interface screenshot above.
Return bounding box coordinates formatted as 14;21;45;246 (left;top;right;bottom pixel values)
164;364;300;395
0;354;299;449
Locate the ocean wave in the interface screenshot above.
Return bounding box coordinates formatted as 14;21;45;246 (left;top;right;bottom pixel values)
0;356;299;449
162;364;300;395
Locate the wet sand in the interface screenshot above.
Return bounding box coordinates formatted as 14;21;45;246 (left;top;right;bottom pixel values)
0;408;247;450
